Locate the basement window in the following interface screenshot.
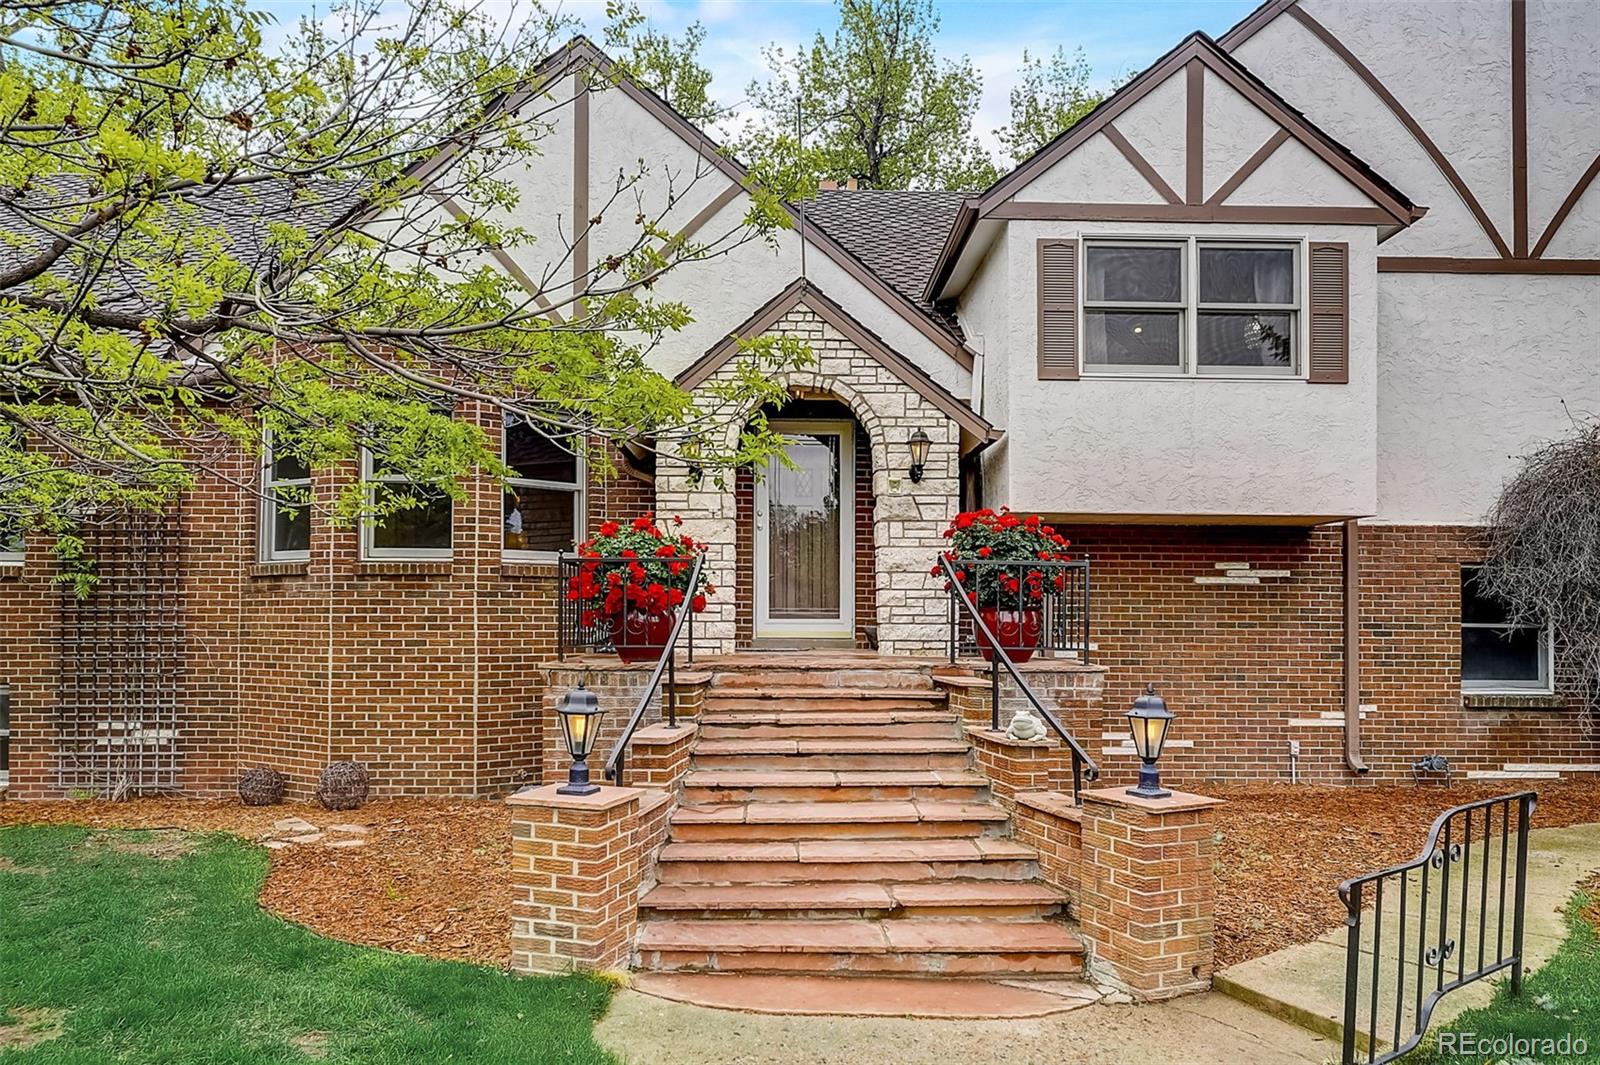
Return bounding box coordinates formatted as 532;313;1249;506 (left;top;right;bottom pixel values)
361;449;454;560
259;432;311;562
1461;567;1552;693
503;416;584;559
1;682;9;789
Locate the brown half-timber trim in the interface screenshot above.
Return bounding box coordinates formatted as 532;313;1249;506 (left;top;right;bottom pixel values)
676;278;998;441
1186;60;1205;205
429;194;563;323
661;184;745;254
1512;0;1528;257
1102;124;1182;205
572;65;590;306
989;202;1400;225
1378;256;1600;275
1217;0;1301;51
1531;154;1600;259
1206;129;1291;206
1286;5;1511;259
508;38;975;373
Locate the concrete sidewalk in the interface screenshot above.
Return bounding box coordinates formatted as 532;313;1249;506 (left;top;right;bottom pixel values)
597;987;1334;1065
1214;822;1600;1053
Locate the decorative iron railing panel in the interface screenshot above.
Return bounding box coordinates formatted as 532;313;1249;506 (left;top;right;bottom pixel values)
944;557;1091;666
938;555;1099;804
1339;791;1534;1065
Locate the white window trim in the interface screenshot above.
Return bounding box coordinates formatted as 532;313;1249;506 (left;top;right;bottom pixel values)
502;420;585;563
1460;566;1554;694
1080;235;1306;380
259;431;311;563
360;448;454;561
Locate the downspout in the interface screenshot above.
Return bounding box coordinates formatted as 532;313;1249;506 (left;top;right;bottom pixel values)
1343;518;1370;774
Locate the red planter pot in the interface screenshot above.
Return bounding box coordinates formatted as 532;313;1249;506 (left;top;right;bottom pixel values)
976;607;1043;665
610;606;679;663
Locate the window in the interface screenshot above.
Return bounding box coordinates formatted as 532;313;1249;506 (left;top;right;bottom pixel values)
0;682;9;789
361;449;453;560
503;416;583;558
259;433;311;562
1461;567;1552;692
1081;238;1299;376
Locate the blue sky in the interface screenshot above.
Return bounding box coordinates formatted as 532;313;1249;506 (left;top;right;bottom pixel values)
254;1;1259;153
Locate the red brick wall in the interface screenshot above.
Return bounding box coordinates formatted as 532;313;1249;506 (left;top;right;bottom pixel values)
1052;522;1596;786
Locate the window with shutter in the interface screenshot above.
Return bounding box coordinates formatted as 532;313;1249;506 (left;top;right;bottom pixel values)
1037;239;1079;380
1307;242;1350;384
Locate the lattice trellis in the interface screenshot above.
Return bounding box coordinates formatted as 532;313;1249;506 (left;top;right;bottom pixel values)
55;510;185;796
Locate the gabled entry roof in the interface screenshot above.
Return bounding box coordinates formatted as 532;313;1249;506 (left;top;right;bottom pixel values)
925;31;1422;301
677;278;999;442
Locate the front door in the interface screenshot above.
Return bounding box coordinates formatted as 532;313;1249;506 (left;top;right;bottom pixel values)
754;420;855;640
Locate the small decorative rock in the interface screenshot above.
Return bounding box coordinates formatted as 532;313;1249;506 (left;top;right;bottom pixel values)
1007;708;1045;741
315;761;371;811
238;766;286;807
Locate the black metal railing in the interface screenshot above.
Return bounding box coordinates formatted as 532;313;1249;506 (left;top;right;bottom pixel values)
555;552;703;788
1339;791;1535;1065
945;557;1091;666
939;555;1099;804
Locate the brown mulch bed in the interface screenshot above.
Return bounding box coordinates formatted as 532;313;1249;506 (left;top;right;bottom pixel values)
0;798;514;966
1207;779;1600;969
4;779;1598;973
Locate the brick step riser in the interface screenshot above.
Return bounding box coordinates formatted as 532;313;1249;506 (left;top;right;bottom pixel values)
639;903;1064;921
697;723;960;740
635;950;1085;977
690;753;973;772
668;820;1005;843
653;858;1040;884
709;672;936;691
680;784;989;804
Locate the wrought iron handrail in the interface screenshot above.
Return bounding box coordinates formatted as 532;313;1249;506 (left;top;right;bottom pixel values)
590;552;705;788
1338;791;1535;1065
939;555;1100;804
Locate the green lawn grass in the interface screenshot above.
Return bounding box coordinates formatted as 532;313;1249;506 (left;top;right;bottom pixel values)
0;825;616;1064
1407;882;1600;1065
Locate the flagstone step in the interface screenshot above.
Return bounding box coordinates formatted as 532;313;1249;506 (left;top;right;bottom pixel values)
681;769;987;804
635;918;1087;976
691;737;972;772
708;670;937;691
698;716;959;740
669;800;1008;841
639;880;1068;920
653;837;1040;884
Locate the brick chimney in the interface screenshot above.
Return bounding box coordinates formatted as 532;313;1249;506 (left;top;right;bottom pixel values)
818;178;838;191
844;177;858;190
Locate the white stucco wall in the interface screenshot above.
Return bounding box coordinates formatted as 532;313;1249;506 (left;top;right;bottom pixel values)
980;220;1379;520
1375;272;1600;524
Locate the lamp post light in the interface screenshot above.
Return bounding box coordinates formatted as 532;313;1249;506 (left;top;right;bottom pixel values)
556;680;605;796
1125;683;1175;799
907;428;932;483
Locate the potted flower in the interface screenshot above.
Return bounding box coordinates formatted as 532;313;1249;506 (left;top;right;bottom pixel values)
938;508;1072;664
568;514;715;663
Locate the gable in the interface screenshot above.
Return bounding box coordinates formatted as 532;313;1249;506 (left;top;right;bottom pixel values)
978;33;1418;227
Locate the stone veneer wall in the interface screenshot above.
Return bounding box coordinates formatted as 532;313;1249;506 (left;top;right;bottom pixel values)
657;301;961;656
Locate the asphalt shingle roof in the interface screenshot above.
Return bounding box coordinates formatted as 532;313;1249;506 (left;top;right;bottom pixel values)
802;188;970;339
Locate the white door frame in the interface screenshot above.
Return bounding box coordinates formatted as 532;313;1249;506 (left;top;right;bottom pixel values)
754;419;856;639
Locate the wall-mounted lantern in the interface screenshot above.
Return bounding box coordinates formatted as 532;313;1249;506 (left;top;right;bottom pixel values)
907;428;932;483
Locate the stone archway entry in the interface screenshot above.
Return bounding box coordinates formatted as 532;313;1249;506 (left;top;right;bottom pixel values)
753;418;856;641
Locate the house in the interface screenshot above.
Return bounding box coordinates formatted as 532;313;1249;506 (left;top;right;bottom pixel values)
2;0;1596;803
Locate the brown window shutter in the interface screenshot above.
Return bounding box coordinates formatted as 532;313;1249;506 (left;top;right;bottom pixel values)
1037;239;1079;380
1307;242;1350;384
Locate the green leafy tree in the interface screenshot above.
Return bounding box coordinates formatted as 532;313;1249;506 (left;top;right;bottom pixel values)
741;0;998;193
0;0;804;592
995;46;1105;166
602;1;723;125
